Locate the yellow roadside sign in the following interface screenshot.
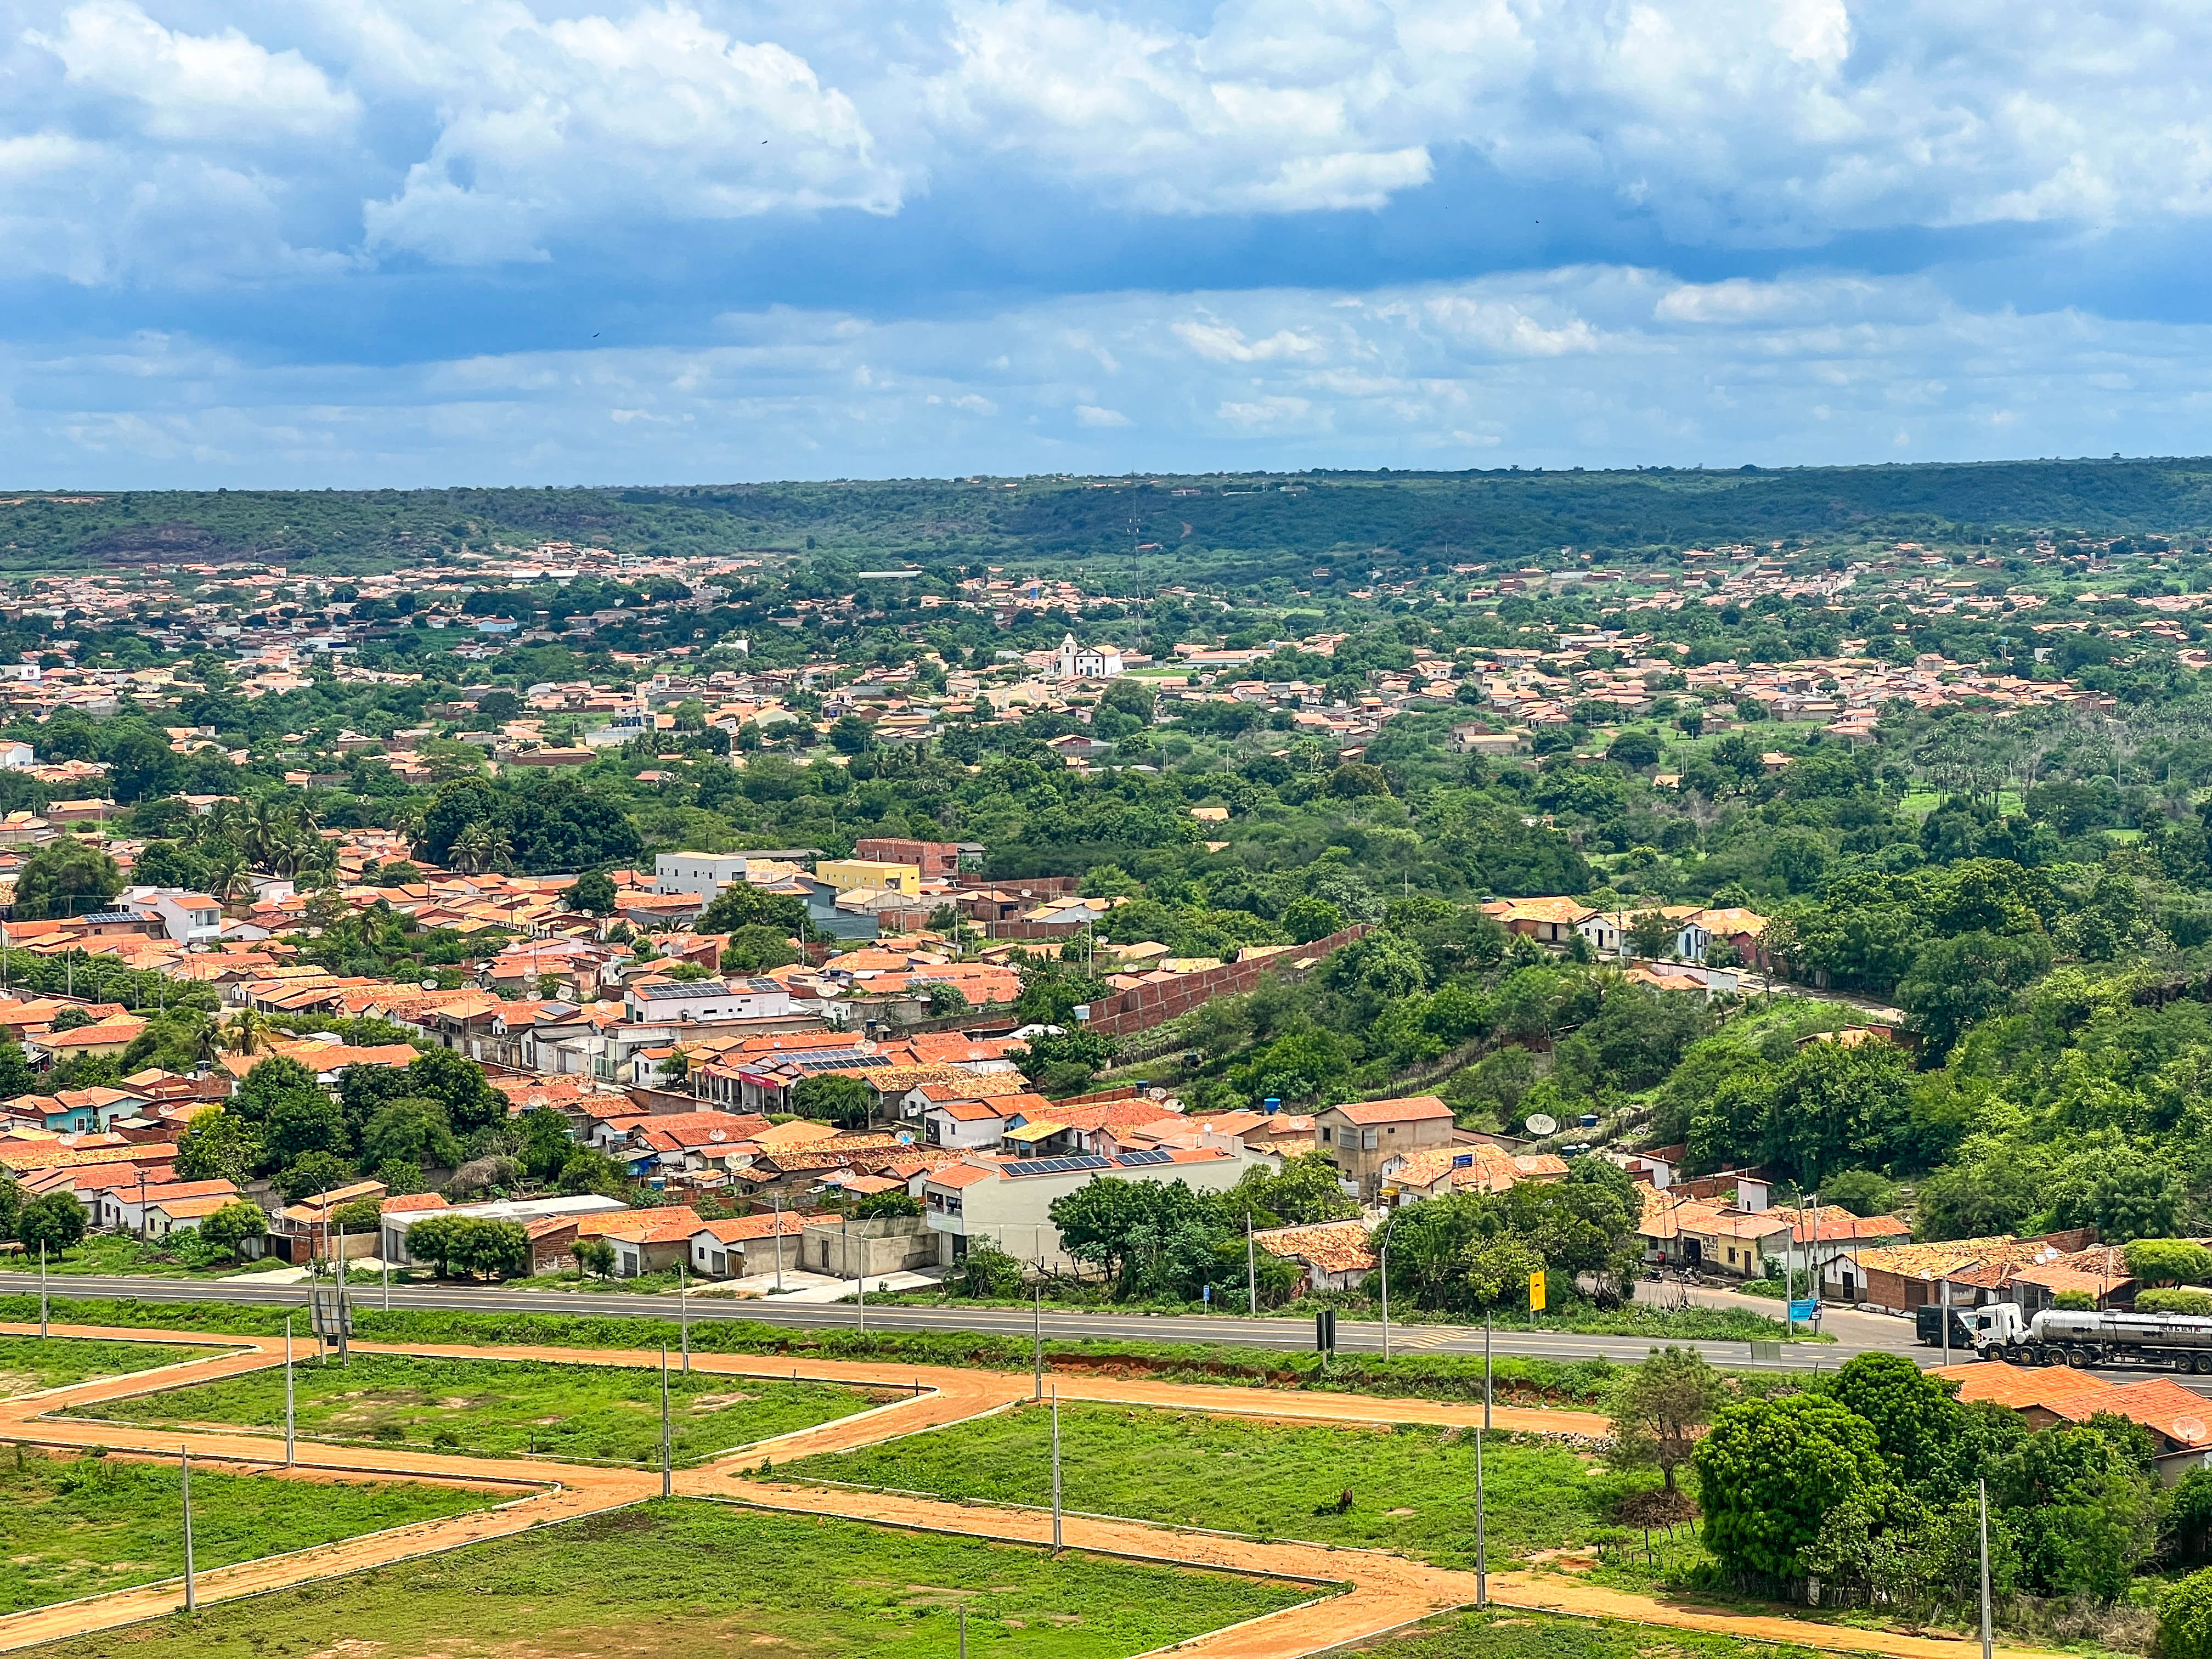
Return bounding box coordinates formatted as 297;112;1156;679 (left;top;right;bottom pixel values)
1528;1270;1546;1311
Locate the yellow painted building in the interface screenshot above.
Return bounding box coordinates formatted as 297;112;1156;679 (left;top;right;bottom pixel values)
815;859;922;896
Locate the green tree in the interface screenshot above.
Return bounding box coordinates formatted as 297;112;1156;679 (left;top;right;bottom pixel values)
16;1190;86;1256
1626;910;1677;959
563;870;617;915
2124;1237;2212;1286
11;841;121;922
556;1148;630;1198
572;1236;617;1278
263;1090;349;1170
175;1108;258;1186
404;1048;507;1136
1822;1352;1963;1489
697;881;808;935
791;1072;874;1130
1994;1422;2160;1600
1694;1393;1887;1582
720;923;800;974
230;1056;324;1125
362;1096;461;1171
1606;1346;1725;1492
198;1200;267;1263
516;1107;574;1183
0;1178;23;1241
1895;929;2052;1057
853;1189;921;1219
274;1151;355;1203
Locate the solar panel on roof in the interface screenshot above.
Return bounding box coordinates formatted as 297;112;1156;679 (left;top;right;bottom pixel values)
1115;1148;1174;1166
1003;1155;1110;1178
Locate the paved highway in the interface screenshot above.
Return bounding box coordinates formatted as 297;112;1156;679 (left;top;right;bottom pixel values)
30;1272;1922;1371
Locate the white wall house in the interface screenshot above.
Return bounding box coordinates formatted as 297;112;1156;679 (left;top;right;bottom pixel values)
624;978;794;1023
0;742;32;769
120;886;224;944
653;853;756;899
917;1148;1243;1271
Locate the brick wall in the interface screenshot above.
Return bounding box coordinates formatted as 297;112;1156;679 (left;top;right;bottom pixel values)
1084;924;1373;1036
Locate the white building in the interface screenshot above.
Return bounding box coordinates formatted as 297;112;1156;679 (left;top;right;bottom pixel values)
0;742;31;769
1054;634;1124;679
653;852;756;900
379;1194;626;1267
119;886;224;944
624;977;794;1023
916;1147;1243;1271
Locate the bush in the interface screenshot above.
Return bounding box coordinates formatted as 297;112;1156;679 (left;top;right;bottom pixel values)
2165;1569;2212;1659
2053;1290;2099;1311
2140;1289;2212;1317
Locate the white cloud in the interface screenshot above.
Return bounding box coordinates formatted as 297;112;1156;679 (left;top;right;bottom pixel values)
1073;403;1129;426
28;0;359;142
360;3;899;262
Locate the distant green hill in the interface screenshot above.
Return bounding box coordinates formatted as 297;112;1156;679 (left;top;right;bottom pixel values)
7;457;2211;577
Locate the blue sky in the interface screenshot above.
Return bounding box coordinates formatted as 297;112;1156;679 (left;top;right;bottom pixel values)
4;0;2211;486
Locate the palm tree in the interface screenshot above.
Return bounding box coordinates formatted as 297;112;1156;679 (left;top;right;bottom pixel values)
450;821;494;876
206;853;250;904
227;1008;272;1057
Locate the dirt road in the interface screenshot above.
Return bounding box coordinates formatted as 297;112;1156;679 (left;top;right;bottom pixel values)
0;1321;2058;1659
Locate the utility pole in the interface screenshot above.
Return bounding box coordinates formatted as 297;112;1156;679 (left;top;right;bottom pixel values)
37;1243;46;1338
1245;1211;1256;1317
772;1191;785;1294
1050;1384;1063;1554
1032;1284;1043;1401
1475;1424;1487;1607
1378;1209;1400;1362
679;1262;690;1373
659;1347;672;1500
1978;1477;1993;1659
180;1445;196;1613
284;1316;296;1468
1940;1276;1951;1368
1482;1310;1492;1434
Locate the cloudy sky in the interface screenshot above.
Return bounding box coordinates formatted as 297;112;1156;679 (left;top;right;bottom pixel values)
3;0;2209;486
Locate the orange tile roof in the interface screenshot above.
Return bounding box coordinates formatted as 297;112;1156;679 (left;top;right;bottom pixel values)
1255;1219;1377;1276
1328;1093;1451;1126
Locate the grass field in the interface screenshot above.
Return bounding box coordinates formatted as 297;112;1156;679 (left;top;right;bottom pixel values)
0;1336;225;1396
67;1353;884;1467
770;1403;1645;1570
1327;1609;1818;1659
16;1499;1316;1659
0;1237;240;1278
0;1448;497;1612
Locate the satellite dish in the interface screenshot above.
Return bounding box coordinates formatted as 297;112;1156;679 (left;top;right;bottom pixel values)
1524;1113;1558;1137
420;979;438;990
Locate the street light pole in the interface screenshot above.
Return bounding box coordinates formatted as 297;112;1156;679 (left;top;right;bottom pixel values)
771;1190;785;1293
659;1346;672;1500
1482;1310;1493;1434
180;1445;196;1613
1245;1211;1256;1317
1475;1425;1488;1607
37;1243;46;1338
1978;1477;1993;1659
1049;1384;1063;1554
284;1316;295;1467
1032;1284;1043;1402
1378;1210;1398;1362
678;1262;690;1374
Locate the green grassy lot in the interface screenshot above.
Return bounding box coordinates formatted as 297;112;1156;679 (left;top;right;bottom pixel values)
770;1403;1646;1570
0;1336;225;1396
0;1237;246;1279
66;1353;884;1468
17;1500;1314;1659
0;1448;498;1612
1322;1609;1819;1659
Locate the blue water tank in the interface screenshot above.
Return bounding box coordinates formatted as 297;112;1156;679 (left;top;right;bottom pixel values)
1262;1097;1282;1114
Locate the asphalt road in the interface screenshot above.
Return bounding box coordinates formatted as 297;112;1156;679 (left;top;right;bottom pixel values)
26;1272;1926;1371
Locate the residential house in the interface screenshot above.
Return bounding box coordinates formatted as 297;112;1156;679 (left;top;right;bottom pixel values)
1253;1219;1377;1294
623;978;794;1024
689;1211;808;1279
1312;1094;1455;1203
916;1147;1243;1271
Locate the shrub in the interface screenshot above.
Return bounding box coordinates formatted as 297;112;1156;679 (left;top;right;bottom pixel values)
2127;1238;2212;1288
2139;1289;2212;1317
2166;1570;2212;1659
2053;1290;2099;1311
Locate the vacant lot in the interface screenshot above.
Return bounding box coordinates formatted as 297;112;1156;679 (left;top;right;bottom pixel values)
1327;1608;1818;1659
772;1402;1644;1568
19;1500;1316;1658
70;1353;882;1466
0;1448;496;1611
0;1336;225;1397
